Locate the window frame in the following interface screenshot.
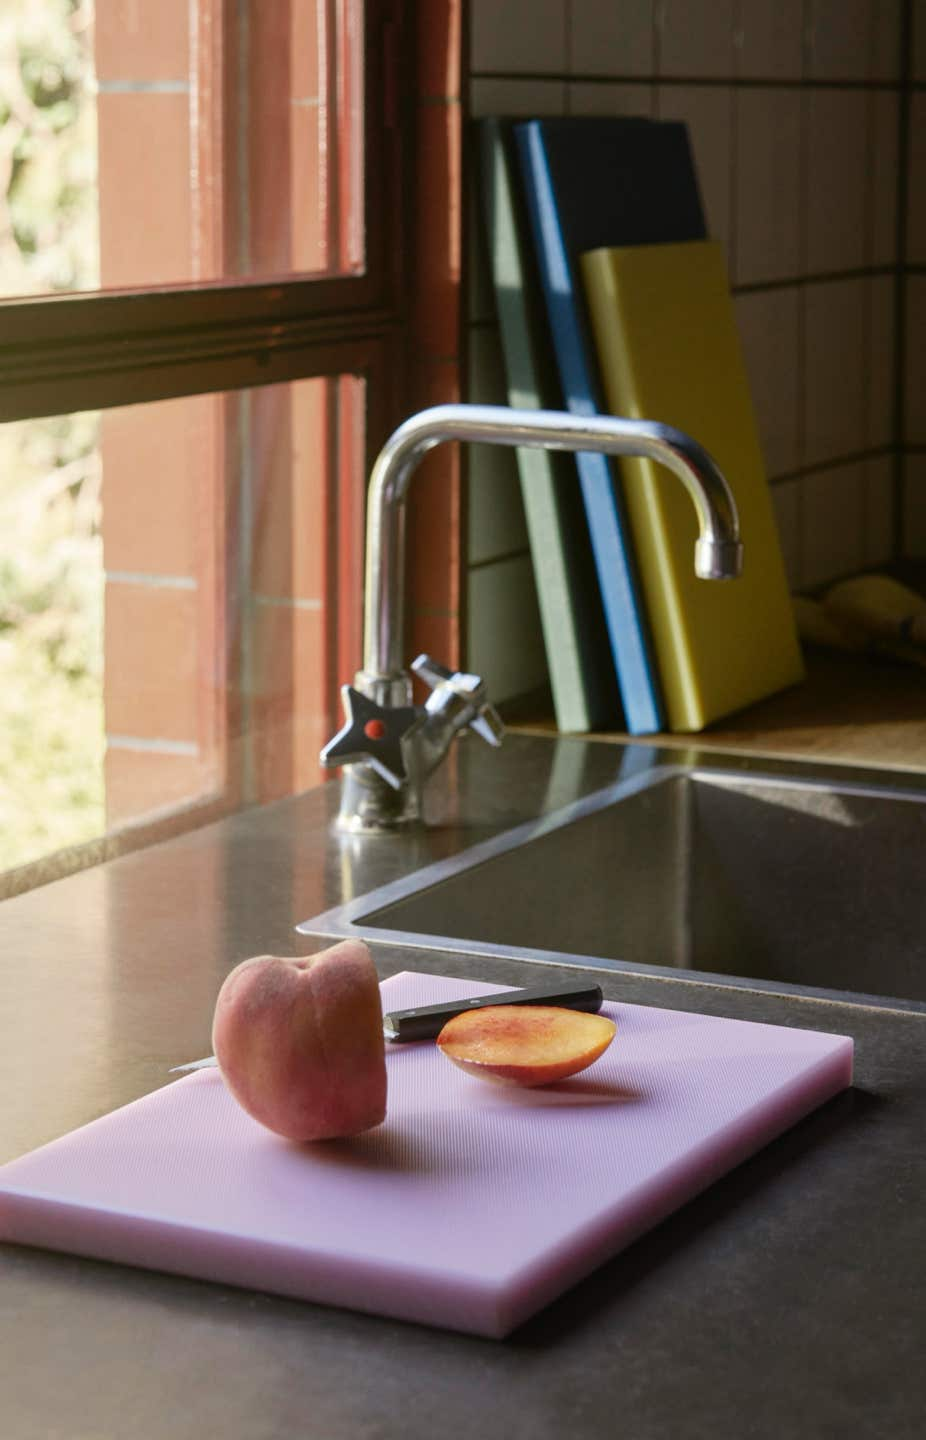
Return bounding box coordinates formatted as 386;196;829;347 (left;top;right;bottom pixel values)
0;0;413;898
0;0;410;424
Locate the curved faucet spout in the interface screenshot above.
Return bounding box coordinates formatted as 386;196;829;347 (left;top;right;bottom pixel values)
323;401;743;832
363;403;742;683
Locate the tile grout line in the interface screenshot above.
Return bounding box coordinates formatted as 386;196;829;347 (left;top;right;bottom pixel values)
734;263;898;293
861;15;877;567
770;444;898;487
795;1;810;589
470;71;905;93
729;0;742;284
893;0;914;561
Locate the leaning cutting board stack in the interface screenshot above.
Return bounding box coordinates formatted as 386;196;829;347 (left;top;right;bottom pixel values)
480;116;804;736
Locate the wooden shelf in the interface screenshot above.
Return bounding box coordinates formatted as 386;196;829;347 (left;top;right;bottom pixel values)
510;647;926;773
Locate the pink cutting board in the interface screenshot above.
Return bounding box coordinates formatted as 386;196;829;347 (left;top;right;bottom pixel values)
0;972;852;1338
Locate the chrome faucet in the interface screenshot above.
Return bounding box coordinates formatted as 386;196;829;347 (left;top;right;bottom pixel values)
320;403;743;833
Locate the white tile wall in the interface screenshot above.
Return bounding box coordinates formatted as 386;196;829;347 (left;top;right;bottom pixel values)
801;462;866;588
804;279;868;466
868;0;903;84
568;0;655;77
470;0;567;74
469;77;566;119
735;0;804;80
735;287;802;477
734;88;803;285
906;93;926;267
805;90;869;274
805;0;899;82
566;81;655;118
903;456;926;559
862;456;896;569
657;0;736;78
467;553;548;702
875;0;903;81
870;92;900;268
464;0;912;702
466;166;495;325
466;329;529;566
905;277;926;447
867;275;896;452
771;478;803;589
916;1;926;81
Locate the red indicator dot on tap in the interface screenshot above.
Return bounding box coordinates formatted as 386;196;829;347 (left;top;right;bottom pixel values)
364;719;387;741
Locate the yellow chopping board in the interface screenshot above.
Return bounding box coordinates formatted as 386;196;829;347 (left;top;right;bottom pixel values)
581;239;804;731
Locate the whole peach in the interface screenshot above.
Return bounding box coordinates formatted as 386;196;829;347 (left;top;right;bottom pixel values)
211;941;387;1141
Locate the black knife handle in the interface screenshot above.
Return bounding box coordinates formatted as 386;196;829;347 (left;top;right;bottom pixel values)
383;982;604;1042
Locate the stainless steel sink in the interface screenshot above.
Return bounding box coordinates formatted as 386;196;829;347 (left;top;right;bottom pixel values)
298;762;926;1012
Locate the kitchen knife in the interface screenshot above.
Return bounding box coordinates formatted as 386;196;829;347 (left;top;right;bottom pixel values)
168;980;604;1071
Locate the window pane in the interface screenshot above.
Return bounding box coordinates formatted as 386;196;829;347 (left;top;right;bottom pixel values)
0;374;367;881
0;0;364;300
0;410;103;867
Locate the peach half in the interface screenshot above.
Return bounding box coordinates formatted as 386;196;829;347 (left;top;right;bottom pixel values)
211;941;387;1142
436;1004;616;1087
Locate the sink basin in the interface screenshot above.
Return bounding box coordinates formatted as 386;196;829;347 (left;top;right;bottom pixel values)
299;763;926;1011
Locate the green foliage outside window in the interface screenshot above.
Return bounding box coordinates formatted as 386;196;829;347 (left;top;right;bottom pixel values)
0;0;103;872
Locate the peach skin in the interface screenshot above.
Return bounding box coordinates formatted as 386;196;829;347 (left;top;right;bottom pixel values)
211;941;387;1141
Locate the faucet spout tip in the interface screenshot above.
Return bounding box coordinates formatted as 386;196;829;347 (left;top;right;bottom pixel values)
695;536;743;580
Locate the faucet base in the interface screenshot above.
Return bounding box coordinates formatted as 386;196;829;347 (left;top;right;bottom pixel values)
335;765;424;834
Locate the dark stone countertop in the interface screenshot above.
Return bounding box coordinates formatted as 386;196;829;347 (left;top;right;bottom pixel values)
1;734;924;1439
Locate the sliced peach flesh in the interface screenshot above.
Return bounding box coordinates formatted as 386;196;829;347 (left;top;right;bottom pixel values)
436;1004;616;1087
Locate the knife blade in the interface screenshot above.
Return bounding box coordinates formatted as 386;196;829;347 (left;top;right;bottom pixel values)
168;980;604;1071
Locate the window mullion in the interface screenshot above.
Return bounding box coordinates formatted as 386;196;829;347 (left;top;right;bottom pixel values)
0;307;403;423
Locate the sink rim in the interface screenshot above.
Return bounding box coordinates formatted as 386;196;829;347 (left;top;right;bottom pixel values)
297;756;926;1018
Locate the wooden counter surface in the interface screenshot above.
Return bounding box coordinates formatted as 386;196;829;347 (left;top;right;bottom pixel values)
511;647;926;774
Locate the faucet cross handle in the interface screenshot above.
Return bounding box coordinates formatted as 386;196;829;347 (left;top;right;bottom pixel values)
320;685;423;790
411;654;504;748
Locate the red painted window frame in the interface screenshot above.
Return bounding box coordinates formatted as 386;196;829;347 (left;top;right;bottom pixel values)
0;0;414;893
